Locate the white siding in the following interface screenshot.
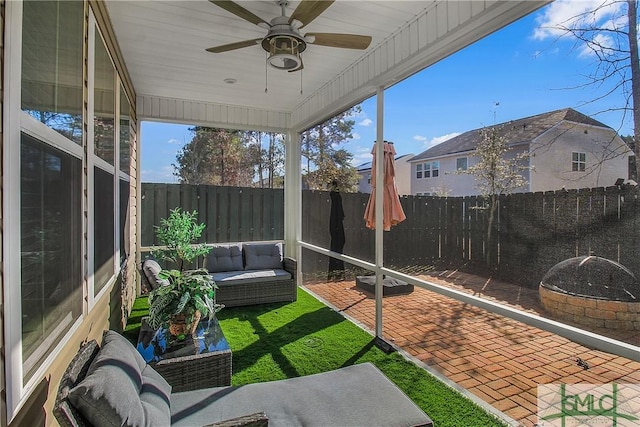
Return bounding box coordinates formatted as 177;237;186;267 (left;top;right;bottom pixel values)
530;124;631;191
137;95;290;132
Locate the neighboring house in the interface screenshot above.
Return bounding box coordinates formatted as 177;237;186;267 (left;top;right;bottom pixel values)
409;108;633;197
356;152;414;195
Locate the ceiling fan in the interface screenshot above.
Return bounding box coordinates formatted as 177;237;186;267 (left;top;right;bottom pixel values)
206;0;373;72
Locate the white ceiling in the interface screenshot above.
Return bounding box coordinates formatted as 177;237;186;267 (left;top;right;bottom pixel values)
105;1;550;130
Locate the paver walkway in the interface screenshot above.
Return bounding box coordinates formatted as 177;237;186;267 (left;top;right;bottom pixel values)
303;270;639;427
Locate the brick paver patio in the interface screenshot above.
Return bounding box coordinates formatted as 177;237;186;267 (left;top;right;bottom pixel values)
303;270;639;427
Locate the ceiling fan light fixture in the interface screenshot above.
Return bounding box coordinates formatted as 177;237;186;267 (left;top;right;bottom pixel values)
266;35;303;71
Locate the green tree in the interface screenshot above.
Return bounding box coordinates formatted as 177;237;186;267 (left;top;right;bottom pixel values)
456;126;530;265
174;127;253;185
302;106;360;191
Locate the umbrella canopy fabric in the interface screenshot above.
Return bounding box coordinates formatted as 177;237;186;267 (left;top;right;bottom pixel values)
364;142;406;231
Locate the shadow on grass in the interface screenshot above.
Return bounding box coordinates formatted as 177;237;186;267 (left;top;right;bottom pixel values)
219;303;345;379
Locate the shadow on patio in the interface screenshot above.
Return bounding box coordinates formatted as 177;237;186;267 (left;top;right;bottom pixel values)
303;271;640;427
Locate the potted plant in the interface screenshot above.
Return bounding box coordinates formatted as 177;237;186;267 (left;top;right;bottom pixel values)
146;208;221;335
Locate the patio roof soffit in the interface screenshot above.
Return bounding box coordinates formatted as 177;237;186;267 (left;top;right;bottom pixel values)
135;1;550;134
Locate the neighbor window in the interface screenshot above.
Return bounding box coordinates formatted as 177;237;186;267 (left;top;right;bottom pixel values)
432;161;439;177
424;162;431;178
416;164;423;179
21;133;83;381
367;174;371;184
572;152;586;172
456;157;468;171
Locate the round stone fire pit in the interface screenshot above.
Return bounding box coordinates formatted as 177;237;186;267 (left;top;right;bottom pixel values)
539;256;639;330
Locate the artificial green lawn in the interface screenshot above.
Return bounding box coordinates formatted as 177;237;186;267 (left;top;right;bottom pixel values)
125;288;506;427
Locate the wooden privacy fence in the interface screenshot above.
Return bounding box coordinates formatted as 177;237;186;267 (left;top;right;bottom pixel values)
140;183;284;246
142;183;640;289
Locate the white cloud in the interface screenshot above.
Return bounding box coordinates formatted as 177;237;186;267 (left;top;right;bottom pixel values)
141;165;177;183
351;132;361;140
424;132;460;149
359;118;373;127
350;146;373;167
413;135;427;142
533;0;624;40
168;138;181;144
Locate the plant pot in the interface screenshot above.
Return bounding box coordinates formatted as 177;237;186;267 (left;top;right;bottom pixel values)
168;310;201;337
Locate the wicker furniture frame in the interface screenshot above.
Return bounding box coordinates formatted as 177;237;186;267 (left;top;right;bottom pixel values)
214;257;297;308
53;338;268;427
137;319;232;392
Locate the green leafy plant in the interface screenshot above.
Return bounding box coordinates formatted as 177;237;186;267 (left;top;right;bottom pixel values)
151;208;211;271
147;208;221;331
147;268;220;330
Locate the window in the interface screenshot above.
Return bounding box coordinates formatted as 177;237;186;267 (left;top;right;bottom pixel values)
94;167;115;295
432;161;439;177
21;0;83;144
119;179;130;264
367;174;371;184
416;163;422;179
119;85;132;174
21;133;82;381
456;157;468;171
94;28;115;166
572;152;586;172
424;162;431;178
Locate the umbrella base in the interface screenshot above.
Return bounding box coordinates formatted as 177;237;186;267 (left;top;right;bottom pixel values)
355;275;414;296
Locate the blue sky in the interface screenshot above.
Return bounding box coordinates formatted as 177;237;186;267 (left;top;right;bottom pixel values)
141;0;634;183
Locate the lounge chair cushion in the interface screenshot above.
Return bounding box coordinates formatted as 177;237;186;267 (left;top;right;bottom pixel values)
143;259;169;290
170;362;433;427
68;331;171;427
206;244;244;272
243;242;283;270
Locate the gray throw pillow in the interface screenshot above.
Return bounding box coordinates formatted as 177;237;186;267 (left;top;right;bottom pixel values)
69;331;171;427
206;244;243;272
143;259;169;290
243;242;283;270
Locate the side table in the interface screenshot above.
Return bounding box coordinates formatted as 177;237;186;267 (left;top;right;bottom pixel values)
136;317;232;392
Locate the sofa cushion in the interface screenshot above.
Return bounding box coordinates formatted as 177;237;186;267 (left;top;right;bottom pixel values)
68;331;171;427
243;243;283;270
170;362;433;427
206;244;244;273
211;269;292;286
142;259;169;290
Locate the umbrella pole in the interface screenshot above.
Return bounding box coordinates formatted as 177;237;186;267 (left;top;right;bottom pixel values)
374;87;384;340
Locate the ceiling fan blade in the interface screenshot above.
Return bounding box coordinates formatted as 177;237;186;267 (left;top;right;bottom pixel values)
206;39;261;53
209;0;270;27
289;0;335;28
306;33;372;50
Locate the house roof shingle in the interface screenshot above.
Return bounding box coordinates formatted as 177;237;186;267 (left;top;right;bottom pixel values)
409;108;611;162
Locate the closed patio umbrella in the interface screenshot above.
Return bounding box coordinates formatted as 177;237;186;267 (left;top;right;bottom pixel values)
364;141;406;231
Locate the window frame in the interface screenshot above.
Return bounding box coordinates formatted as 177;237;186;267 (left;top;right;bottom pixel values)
572;151;586;172
456;157;468;171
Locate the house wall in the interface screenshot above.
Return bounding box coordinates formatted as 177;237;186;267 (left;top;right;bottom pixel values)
394;157;412;196
356;157;412;195
356;169;372;193
529;123;631;192
2;1;139;425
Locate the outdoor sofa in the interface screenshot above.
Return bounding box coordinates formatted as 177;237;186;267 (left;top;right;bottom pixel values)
141;242;297;308
54;330;434;427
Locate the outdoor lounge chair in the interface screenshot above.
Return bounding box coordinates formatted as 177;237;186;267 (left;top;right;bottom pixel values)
54;330;434;426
